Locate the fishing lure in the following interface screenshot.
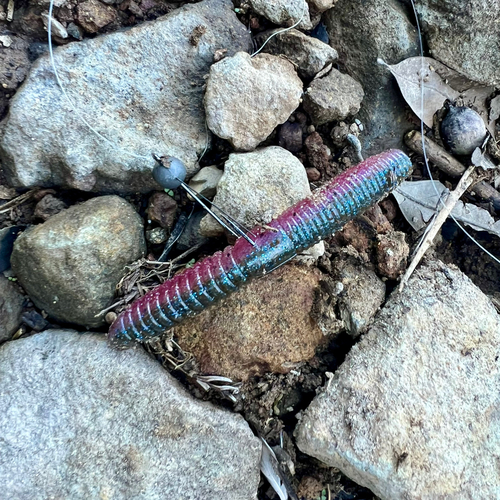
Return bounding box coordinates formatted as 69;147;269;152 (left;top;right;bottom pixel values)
108;149;412;348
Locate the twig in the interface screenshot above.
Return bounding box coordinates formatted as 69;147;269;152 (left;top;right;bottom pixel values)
405;130;500;209
398;166;476;292
0;189;38;214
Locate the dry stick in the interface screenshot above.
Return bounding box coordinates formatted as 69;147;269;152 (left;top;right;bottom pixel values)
405;130;500;209
398;166;476;292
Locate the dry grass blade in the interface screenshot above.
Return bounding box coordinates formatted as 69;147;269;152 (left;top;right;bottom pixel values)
0;189;38;214
398;166;476;292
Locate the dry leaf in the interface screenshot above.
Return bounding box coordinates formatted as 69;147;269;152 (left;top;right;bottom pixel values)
260;439;288;500
394;180;500;238
379;56;459;127
490;95;500;122
471;148;498;170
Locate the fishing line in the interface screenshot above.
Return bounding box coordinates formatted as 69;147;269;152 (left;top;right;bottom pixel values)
409;0;500;265
251;0;306;57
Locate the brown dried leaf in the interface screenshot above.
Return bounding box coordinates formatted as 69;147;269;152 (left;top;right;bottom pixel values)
381;56;459;127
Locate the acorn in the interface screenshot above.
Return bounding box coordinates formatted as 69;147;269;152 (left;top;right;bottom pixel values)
440;106;487;156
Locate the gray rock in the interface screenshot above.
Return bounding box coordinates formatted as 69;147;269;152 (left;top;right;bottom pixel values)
332;253;385;337
200;146;324;257
296;260;500;499
324;0;419;155
257;28;338;79
188;165;223;200
0;0;251;193
415;0;500;87
11;196;145;327
0;276;23;342
248;0;312;29
200;147;305;230
204;52;303;151
0;330;261;499
303;68;364;126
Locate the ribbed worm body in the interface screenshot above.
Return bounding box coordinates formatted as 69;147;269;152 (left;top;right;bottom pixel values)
109;149;412;348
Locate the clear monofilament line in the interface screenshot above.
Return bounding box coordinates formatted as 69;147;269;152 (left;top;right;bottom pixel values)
409;0;500;266
177;179;256;246
47;0;151;162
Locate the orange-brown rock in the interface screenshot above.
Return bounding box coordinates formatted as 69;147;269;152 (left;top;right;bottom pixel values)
173;264;326;381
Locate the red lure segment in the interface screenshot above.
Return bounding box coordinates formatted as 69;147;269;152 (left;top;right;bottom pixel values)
109;149;412;348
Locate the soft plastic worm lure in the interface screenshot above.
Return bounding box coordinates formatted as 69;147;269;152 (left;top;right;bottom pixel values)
109;149;412;348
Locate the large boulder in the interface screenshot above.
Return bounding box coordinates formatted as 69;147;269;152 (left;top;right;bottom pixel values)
0;0;251;193
296;261;500;499
0;330;261;499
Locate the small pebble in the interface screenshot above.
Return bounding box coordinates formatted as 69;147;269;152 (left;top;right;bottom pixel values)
146;227;169;245
306;167;321;182
21;310;49;332
147;192;177;230
34;194;67;221
105;311;117;324
188;165;223;200
278;122;303;153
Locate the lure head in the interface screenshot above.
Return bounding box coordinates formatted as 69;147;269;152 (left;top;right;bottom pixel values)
152;155;187;190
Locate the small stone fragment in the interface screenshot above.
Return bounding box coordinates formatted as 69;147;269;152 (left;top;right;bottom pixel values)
0;330;262;499
174;265;325;381
248;0;312;29
147;192;177;229
304;131;331;172
278;121;303;153
257;28;338;78
376;230;409;279
296;261;500;499
21;310;49;332
303;68;364;126
146;226;168;245
306;167;321;182
34;194;67;221
11;196;145;327
76;0;117;33
204;52;303;151
0;276;23;342
66;22;83;40
332;252;385;337
188;165;223;199
41;14;69;39
308;0;337;13
330;121;349;147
